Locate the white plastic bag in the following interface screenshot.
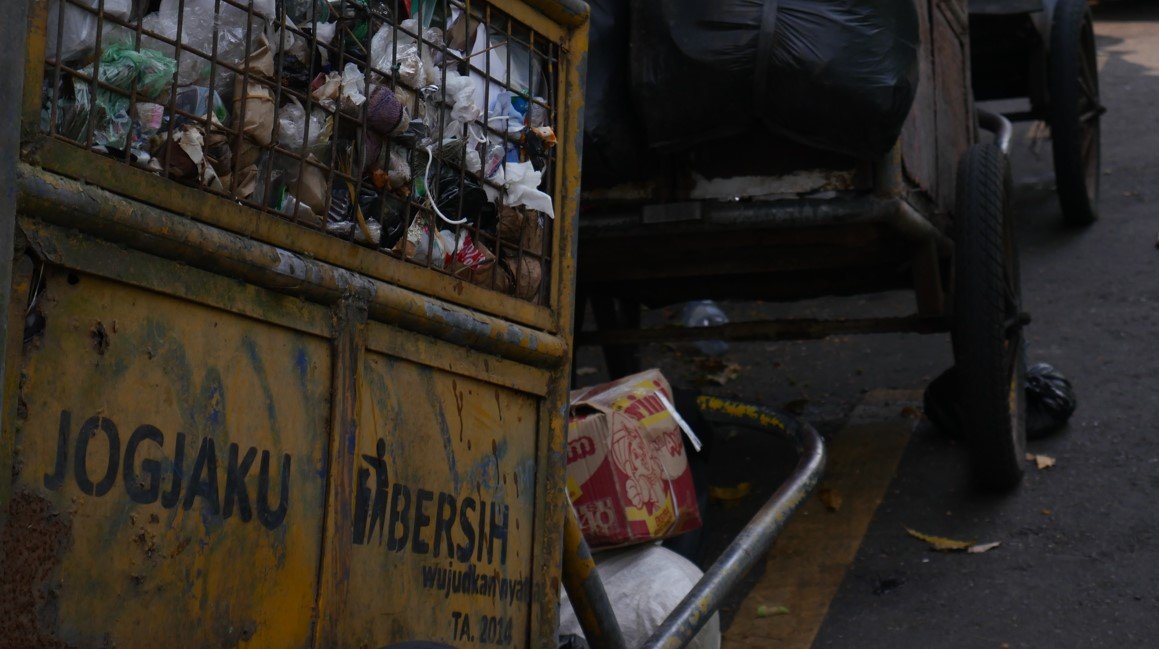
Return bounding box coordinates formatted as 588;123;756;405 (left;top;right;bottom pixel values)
558;545;721;649
46;0;132;63
490;161;554;218
276;98;329;151
142;0;272;95
340;63;367;110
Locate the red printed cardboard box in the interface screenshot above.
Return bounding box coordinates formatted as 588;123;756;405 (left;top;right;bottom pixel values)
566;369;702;548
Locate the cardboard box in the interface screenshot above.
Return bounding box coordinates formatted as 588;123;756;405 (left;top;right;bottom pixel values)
566;370;702;548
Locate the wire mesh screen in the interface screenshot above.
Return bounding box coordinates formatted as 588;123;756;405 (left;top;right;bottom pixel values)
40;0;559;305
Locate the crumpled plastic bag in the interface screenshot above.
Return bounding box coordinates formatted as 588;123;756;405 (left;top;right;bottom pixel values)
558;545;720;649
230;34;276;199
488;161;554;218
155;123;224;191
310;71;342;112
277;98;331;152
404;220;458;269
142;0;271;96
66;44;175;149
369;18;437;89
445;73;482;125
77;44;176;117
46;0;132;63
340;63;368;111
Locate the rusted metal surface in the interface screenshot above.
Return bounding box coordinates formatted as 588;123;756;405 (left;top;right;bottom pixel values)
575;315;950;347
16;169;568;370
935;0;976;213
529;16;590;645
14;267;332;647
560;504;626;649
0;491;74;649
523;0;590;27
337;337;545;647
0;1;28;503
313;298;368;648
901;0;939;202
4;223;578;647
635;397;825;649
689;170;858;200
25;143;557;334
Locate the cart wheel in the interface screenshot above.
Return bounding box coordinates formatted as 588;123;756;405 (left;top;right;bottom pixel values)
1049;0;1102;226
952;143;1027;491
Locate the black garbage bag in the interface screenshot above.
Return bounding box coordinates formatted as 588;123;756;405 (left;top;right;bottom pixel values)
1025;363;1078;437
923;364;1078;440
582;0;654;186
630;0;920;159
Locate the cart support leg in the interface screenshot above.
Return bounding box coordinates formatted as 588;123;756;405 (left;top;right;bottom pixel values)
561;504;627;649
912;239;946;317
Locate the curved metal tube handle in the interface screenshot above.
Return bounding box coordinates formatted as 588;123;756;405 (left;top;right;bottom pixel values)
640;397;828;649
978;108;1014;154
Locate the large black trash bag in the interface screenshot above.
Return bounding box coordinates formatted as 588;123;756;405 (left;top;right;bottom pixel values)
630;0;920;159
582;0;654;187
923;364;1078;440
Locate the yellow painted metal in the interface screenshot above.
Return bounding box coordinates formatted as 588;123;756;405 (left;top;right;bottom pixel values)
526;16;589;645
15;171;569;369
20;0;46;140
7;2;589;647
336;349;543;647
29;142;557;334
12;268;332;648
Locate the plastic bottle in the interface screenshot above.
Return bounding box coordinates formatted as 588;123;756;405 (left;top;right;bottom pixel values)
680;300;729;356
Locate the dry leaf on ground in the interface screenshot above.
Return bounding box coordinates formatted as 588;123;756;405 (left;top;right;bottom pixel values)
905;527;975;551
704;363;741;386
818;487;843;512
756;605;790;618
899;406;923;420
709;482;752;503
1026;453;1057;469
967;541;1002;554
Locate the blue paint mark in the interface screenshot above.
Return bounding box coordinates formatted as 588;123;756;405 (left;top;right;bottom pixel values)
241;335;281;446
144;318;196;433
464;455;500;495
422;366;460;492
294;346;310;394
515;458;537;500
197;368;227;435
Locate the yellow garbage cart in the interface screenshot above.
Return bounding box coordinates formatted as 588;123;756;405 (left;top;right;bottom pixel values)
0;0;588;646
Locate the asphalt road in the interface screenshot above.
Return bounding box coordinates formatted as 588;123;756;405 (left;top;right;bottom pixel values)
813;5;1159;648
577;3;1159;647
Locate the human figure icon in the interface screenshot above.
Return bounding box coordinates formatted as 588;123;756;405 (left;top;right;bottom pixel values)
353;438;389;545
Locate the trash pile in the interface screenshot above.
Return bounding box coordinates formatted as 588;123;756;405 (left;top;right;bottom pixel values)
41;0;558;304
562;368;719;648
583;0;920;186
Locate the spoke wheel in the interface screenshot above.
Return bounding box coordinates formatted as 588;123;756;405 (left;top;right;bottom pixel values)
1049;0;1102;225
952;143;1027;491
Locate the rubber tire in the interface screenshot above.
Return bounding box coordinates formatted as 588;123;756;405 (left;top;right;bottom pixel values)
1049;0;1101;226
952;143;1027;492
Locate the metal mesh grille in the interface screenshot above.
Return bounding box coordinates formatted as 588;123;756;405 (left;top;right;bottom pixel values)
40;0;559;305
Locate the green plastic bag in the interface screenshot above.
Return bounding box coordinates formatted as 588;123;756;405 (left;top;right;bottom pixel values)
78;43;176;118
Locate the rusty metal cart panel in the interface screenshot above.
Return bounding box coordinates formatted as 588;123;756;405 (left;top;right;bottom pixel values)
0;0;590;647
